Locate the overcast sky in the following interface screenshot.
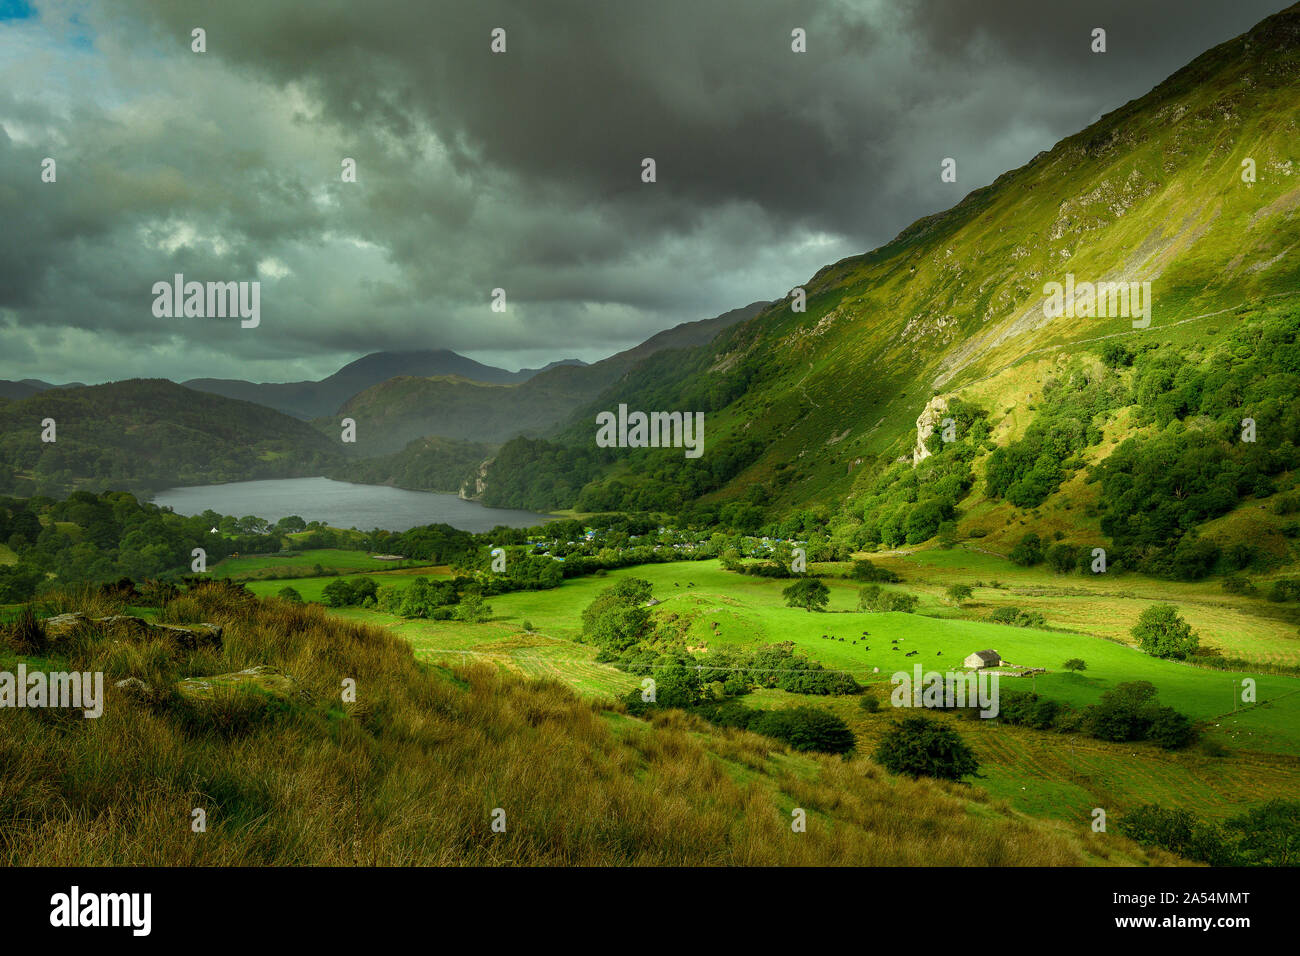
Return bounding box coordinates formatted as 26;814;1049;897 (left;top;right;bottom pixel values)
0;0;1290;384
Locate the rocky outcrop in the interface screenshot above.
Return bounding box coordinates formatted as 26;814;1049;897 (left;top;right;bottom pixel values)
41;613;222;651
913;396;950;465
459;456;494;501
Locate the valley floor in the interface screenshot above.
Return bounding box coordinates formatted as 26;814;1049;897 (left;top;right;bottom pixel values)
241;549;1300;829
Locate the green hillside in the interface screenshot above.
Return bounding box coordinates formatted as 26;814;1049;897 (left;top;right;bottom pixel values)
483;4;1300;541
0;379;345;497
325;434;496;494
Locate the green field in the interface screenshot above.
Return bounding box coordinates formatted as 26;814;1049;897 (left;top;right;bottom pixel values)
214;548;427;580
746;686;1300;824
249;554;1300;827
884;546;1300;669
251;557;1300;751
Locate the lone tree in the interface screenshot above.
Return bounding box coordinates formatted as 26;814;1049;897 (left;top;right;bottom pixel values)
455;589;492;623
581;577;654;653
783;577;830;613
1132;605;1199;660
874;715;979;781
946;583;973;606
1062;658;1087;673
277;586;304;604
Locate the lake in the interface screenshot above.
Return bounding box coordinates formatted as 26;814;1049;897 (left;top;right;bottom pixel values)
151;477;552;533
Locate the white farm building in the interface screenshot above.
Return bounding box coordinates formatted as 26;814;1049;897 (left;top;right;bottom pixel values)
963;649;1002;669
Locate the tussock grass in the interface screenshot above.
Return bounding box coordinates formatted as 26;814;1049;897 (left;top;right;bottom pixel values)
0;588;1175;865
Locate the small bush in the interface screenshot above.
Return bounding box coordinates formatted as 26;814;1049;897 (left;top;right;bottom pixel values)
749;706;856;755
1009;533;1044;567
874;715;979;781
5;604;47;654
1221;574;1256;596
277;586;304;604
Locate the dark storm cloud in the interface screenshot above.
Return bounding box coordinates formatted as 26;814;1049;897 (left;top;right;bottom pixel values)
0;0;1291;382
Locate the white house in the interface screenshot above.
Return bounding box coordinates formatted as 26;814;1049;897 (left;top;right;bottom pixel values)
963;649;1002;669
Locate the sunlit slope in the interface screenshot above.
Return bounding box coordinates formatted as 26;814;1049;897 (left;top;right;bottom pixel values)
559;5;1300;510
0;587;1177;866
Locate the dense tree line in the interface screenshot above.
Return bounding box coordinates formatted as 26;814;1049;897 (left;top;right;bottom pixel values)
964;681;1196;750
0;491;268;599
479;437;609;511
985;368;1122;507
1119;800;1300;867
983;309;1300;580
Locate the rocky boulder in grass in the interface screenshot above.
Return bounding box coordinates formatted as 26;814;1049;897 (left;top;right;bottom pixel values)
114;676;163;706
40;613;96;643
176;665;311;706
40;613;222;651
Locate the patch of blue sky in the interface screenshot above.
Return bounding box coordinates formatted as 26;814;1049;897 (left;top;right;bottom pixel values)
0;1;34;23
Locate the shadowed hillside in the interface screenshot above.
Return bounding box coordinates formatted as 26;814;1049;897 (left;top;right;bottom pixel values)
331;302;769;456
0;380;344;497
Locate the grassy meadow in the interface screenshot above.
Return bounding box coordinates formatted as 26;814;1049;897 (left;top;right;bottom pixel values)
230;546;1300;832
212;548;419;580
0;584;1178;866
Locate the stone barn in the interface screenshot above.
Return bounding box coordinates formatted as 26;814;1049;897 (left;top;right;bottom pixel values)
963;649;1002;669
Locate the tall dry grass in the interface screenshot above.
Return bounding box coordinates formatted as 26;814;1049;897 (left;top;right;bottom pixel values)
0;585;1176;865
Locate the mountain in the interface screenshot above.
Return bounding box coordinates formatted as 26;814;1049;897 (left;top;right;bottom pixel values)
517;358;589;377
0;379;87;400
0;379;345;497
332;302;769;456
184;349;584;420
479;4;1300;548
